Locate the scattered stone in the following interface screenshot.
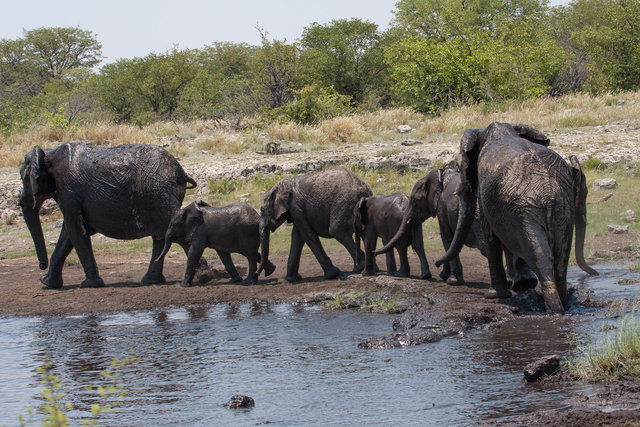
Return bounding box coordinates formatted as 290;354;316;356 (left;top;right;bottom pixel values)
225;395;255;409
618;99;626;106
401;138;423;146
618;278;639;285
524;355;562;382
263;141;300;155
55;219;64;228
397;125;412;133
620;210;638;223
593;178;618;190
607;224;629;234
598;193;614;202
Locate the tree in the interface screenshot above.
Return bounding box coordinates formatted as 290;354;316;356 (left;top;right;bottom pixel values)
299;18;382;104
23;27;102;80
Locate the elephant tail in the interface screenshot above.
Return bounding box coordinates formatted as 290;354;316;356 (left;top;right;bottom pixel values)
570;156;599;276
185;175;197;189
353;197;368;267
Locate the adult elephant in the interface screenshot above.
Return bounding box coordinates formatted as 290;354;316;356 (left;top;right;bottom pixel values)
435;122;598;314
257;166;372;282
376;169;536;288
18;143;197;289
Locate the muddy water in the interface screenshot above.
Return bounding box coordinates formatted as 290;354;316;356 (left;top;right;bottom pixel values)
1;264;638;426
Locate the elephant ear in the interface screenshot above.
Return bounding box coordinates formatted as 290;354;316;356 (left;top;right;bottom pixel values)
355;196;369;227
185;202;205;243
273;180;293;222
28;146;54;208
427;169;444;217
512;124;550;147
458;129;482;193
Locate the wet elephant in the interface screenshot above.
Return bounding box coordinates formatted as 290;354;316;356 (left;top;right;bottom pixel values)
19;143;196;288
435;122;598;314
257;167;372;282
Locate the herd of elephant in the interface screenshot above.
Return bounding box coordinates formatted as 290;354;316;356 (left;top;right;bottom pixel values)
18;122;598;314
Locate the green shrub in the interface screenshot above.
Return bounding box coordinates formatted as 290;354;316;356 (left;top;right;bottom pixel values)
582;157;607;171
281;85;352;125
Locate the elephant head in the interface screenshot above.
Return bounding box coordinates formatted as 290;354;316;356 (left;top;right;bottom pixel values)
257;179;293;275
18;146;58;271
374;168;444;255
156;201;207;261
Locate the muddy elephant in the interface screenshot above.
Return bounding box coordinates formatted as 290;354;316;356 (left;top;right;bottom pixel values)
156;201;275;286
257;167;373;282
435;122;598;314
354;193;431;279
19;143;196;289
377;169;536;287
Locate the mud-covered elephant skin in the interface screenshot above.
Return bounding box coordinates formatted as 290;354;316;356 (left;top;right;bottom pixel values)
18;143;196;289
435;122;598;314
156;201;275;286
376;169;536;287
258;167;373;282
355;193;431;279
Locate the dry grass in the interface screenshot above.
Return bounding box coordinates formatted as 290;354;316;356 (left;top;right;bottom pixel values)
3;90;640;167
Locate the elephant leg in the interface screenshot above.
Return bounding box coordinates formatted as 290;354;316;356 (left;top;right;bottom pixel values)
521;229;564;314
182;243;206;287
63;215;104;288
334;229;363;273
484;233;510;299
142;237;167;285
286;226;304;282
411;226;432;280
244;253;259;285
395;246;411;278
362;229;378;276
385;250;397;276
553;230;573;309
217;250;242;283
295;222;340;280
440;223;463;284
41;224;73;289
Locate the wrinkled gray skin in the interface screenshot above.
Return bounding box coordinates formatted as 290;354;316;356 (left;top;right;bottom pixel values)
19;143;196;289
435;122;598;314
156;201;275;286
374;169;535;287
258;167;372;282
354;193;431;279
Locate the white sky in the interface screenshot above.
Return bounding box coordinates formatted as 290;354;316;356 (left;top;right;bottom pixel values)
2;0;570;66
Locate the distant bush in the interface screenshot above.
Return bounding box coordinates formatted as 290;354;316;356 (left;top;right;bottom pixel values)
281;85;352;125
582;157;607;171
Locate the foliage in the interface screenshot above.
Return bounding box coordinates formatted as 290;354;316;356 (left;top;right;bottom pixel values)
18;355;137;426
281;85;352;125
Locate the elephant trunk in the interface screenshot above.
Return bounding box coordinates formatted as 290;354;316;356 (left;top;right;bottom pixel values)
22;204;48;270
374;208;412;255
155;227;174;263
435;188;476;267
575;213;598;276
257;224;270;277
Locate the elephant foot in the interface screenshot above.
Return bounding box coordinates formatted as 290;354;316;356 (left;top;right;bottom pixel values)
180;281;193;287
512;277;538;292
40;274;63;289
243;277;258;285
324;266;341;280
264;261;276;277
447;276;464;286
141;273;166;285
394;270;410;278
353;261;365;273
439;270;451;281
484;288;512;299
286;273;302;283
420;271;433;281
229;276;243;284
80;276;105;288
362;268;376;277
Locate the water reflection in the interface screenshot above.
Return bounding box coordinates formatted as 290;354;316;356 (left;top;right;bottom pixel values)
0;264;637;425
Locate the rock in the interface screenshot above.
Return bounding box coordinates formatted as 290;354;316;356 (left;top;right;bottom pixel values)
401;139;423;146
598;193;614;202
397;125;412;133
55;219;64;228
620;210;638;223
524;355;562;382
618;99;626;106
607;224;629;234
225;395;255;409
593;178;618;190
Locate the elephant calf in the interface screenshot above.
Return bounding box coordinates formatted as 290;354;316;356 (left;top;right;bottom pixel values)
157;201;275;286
354;193;431;279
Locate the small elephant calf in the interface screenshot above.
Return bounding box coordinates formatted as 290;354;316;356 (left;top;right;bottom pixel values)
157;201;275;286
354;193;431;279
